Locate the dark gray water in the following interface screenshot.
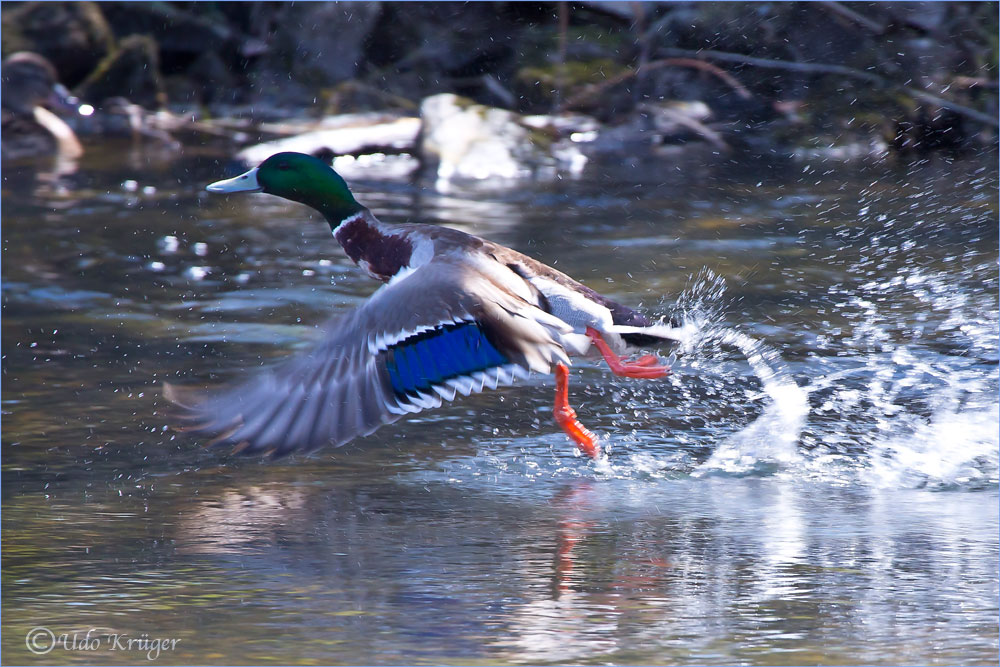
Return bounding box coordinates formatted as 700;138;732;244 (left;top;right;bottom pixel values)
3;144;997;665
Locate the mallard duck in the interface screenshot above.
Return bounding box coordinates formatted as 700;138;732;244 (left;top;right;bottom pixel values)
168;152;680;459
1;52;83;161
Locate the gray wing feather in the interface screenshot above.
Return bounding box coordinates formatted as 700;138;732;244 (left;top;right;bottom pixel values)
168;259;573;457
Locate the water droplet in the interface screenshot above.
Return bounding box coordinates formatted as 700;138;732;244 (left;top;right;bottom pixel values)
158;235;180;253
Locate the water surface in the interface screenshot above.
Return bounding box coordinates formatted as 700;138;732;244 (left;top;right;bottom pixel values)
3;145;997;665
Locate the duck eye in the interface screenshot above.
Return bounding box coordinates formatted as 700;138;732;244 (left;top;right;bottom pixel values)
277;162;290;171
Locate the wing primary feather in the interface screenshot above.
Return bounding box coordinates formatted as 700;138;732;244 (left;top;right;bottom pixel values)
431;383;458;401
214;381;287;448
448;376;476;396
283;390;326;449
172;258;569;457
251;386;311;451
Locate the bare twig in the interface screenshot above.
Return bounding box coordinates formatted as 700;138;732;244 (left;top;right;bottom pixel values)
326;80;418;112
819;1;885;34
564;58;753;110
902;86;1000;127
659;47;999;128
556;0;569;112
643;105;730;152
953;76;999;89
630;0;649;107
659;47;885;83
480;74;516;109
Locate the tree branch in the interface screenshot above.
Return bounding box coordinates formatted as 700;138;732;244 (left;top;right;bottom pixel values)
659;47;885;83
818;1;885;35
564;57;752;110
659;47;999;128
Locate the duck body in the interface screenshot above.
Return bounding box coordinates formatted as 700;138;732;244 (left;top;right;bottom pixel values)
335;211;659;351
171;152;678;459
1;52;83;161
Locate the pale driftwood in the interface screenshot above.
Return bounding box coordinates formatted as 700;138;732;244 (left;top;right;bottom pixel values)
236;116;422;166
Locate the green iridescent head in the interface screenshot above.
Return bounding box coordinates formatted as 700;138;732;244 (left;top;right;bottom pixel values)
206;152;364;225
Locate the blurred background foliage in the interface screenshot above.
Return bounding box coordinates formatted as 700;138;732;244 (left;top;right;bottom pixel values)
3;1;997;152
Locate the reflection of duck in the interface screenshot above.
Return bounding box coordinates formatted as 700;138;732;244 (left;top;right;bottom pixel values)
169;152;683;460
1;52;83;161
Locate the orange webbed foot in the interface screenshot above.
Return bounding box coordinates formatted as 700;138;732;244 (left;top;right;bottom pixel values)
585;327;671;379
553;362;600;458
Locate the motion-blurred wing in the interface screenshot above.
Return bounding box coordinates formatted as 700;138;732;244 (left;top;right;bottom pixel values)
167;260;576;457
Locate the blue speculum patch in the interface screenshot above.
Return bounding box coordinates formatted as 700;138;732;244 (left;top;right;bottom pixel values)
384;321;508;397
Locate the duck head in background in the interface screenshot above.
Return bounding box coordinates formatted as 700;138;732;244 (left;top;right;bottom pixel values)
2;51;84;161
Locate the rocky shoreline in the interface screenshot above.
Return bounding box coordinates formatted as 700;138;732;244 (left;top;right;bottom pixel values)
3;1;997;181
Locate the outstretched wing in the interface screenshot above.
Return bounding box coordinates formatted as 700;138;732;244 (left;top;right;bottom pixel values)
167;259;581;457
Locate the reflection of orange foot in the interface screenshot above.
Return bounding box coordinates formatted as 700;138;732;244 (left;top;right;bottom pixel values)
553;363;600;458
586;327;670;379
553;483;595;594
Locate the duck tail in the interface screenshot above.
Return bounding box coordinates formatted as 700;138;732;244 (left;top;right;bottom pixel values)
610;321;698;347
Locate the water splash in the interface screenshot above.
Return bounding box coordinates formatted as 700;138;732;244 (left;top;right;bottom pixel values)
798;196;1000;490
654;270;810;474
618;260;997;490
417;185;998;493
865;404;998;490
696;328;809;473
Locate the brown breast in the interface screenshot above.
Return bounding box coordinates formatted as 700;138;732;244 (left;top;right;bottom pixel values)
335;215;415;281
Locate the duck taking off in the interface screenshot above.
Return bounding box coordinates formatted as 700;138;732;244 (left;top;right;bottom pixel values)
168;152;681;459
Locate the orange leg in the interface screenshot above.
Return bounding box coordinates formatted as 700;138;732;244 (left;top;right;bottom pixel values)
553;362;600;458
585;327;670;379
